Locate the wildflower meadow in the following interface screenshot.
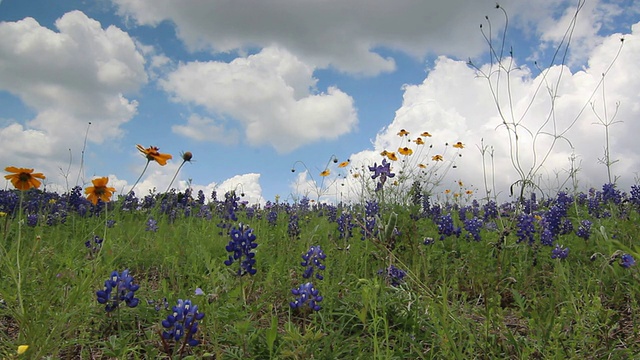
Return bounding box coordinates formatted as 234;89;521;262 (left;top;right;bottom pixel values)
2;6;639;360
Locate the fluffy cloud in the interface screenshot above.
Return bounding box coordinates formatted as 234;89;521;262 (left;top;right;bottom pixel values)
162;46;357;153
300;20;640;202
112;0;635;76
172;114;239;144
0;10;147;188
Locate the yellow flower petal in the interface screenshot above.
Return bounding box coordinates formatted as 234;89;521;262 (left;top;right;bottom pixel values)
17;345;29;355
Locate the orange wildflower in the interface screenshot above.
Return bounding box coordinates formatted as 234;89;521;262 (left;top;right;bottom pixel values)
445;189;451;194
418;163;427;169
397;129;410;137
380;150;389;157
432;154;443;161
320;169;330;177
136;144;173;166
386;152;398;161
421;132;432;137
338;160;350;168
453;141;465;149
352;173;360;178
414;137;425;145
85;177;116;205
466;190;473;195
398;147;413;156
4;167;45;191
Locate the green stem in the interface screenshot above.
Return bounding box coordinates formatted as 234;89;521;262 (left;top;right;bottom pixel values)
166;160;187;193
128;160;150;195
16;191;24;316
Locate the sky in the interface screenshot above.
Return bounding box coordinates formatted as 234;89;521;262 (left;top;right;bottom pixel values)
1;0;639;204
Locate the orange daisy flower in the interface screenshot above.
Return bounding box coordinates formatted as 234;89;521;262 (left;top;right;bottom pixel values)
320;169;330;177
136;144;173;166
380;150;389;157
338;160;350;168
4;167;45;191
397;129;410;137
432;154;443;161
418;163;427;169
85;177;116;205
414;137;425;145
445;189;451;194
421;132;432;137
466;190;473;195
398;147;413;156
386;152;398;161
352;173;360;178
453;141;465;149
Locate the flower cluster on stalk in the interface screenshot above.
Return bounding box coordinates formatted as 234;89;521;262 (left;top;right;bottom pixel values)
368;159;395;191
224;223;258;276
161;299;205;349
551;244;569;260
301;245;326;280
290;282;323;312
96;269;140;312
378;265;407;286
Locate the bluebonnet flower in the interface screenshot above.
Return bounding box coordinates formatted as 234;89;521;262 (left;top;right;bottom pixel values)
288;212;301;239
620;254;636;268
85;235;103;258
194;288;205;296
161;299;205;347
463;217;483;241
368;159;395;191
540;227;554;246
106;219;116;228
630;185;640;207
217;191;239;235
26;214;38;227
436;213;460;240
337;211;354;240
224;223;258;276
423;237;435;245
301;245;326;280
575;220;592;240
96;269;140;312
482;201;498;221
551;244;569;259
290;282;323;311
516;214;536;244
196;190;206;205
146;217;159;232
267;208;278;226
378;265;407;286
602;183;622;204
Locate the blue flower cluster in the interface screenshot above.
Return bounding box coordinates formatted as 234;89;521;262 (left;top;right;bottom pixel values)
146;217;159;232
85;235;103;258
290;282;323;311
436;213;460;240
224;223;258;276
368;159;395;191
463;217;483;241
301;245;326;280
575;220;592;240
551;244;569;259
516;213;536;244
620;254;636;268
96;269;140;312
378;265;407;286
161;299;205;347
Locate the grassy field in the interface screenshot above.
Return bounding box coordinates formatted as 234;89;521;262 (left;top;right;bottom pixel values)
1;182;640;359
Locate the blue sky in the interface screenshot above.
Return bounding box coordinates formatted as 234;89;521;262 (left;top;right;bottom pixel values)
1;0;639;203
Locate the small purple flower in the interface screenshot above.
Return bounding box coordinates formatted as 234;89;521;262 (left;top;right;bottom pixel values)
290;282;323;311
551;244;569;260
195;288;204;296
368;159;395;191
620;254;636;268
96;269;140;312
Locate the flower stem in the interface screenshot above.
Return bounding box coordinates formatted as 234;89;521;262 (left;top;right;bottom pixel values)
16;191;24;316
166;160;187;193
128;160;150;195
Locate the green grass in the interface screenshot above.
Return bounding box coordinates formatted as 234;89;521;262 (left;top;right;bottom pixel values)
1;190;640;359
